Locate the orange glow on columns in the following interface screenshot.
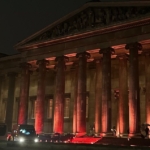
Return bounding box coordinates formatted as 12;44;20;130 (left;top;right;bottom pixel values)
101;98;108;133
129;99;137;134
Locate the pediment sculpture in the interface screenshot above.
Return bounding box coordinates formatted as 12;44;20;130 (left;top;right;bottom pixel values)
27;6;150;44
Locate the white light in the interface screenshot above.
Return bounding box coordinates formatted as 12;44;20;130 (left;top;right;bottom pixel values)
34;138;39;143
19;137;25;142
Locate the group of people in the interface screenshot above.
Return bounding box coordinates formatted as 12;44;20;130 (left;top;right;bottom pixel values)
89;123;149;138
111;124;150;139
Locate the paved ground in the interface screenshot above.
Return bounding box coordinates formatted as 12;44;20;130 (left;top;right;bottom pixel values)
0;137;150;150
96;137;150;147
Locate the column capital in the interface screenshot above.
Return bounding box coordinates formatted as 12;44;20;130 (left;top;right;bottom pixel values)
36;59;49;73
55;56;69;63
125;42;142;51
76;52;90;59
36;59;49;66
99;47;115;55
54;56;68;71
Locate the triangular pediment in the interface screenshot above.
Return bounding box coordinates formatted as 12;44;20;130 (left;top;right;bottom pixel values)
15;1;150;50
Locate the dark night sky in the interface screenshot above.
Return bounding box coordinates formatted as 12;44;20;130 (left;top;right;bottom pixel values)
0;0;130;55
0;0;89;55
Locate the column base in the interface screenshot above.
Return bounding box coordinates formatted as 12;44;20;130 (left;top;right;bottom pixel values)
128;133;141;138
100;132;115;137
75;132;86;137
94;133;101;137
99;132;141;139
118;133;129;138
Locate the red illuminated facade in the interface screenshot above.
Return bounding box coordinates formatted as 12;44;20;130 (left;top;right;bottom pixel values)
53;56;66;133
35;59;47;134
118;54;128;135
76;52;90;133
1;1;150;137
18;63;31;125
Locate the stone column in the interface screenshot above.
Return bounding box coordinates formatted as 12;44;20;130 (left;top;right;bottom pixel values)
5;72;17;132
145;53;150;124
18;63;31;124
117;54;128;135
0;76;3;97
76;52;90;134
125;42;142;136
0;75;4;122
53;56;67;133
95;59;102;134
0;75;4;101
35;59;48;134
99;47;114;134
73;63;78;134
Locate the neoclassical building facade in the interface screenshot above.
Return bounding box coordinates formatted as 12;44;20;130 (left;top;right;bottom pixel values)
1;1;150;137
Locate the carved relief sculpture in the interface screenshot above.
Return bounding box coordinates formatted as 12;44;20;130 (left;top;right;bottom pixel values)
27;6;150;44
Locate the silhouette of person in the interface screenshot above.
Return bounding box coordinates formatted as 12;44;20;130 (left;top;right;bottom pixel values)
111;126;116;136
145;126;149;138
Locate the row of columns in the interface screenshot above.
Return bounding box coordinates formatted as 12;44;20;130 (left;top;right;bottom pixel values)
10;42;149;136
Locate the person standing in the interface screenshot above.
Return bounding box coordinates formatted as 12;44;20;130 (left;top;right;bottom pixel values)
145;126;149;138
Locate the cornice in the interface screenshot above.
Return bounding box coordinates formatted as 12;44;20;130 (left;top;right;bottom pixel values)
16;17;150;51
